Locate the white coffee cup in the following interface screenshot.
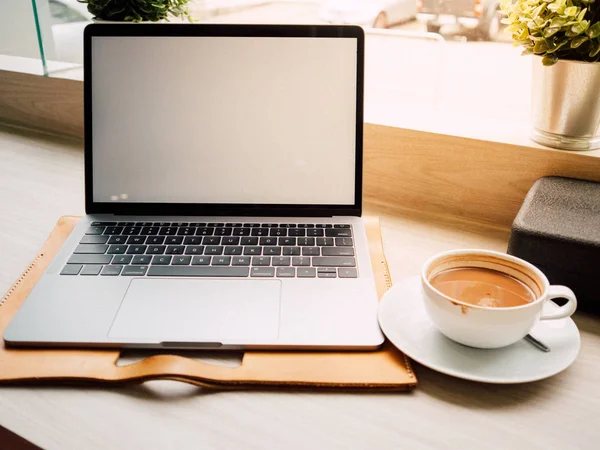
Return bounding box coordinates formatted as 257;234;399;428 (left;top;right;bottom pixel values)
421;249;577;349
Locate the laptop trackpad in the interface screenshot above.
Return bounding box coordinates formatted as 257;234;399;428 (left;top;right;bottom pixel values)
108;279;281;344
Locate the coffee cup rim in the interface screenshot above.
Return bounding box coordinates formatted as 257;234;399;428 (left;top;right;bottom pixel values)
421;249;550;311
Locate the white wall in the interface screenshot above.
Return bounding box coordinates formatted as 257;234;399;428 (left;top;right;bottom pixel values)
0;0;56;61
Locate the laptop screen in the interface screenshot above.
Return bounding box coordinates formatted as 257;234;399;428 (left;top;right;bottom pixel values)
90;34;358;207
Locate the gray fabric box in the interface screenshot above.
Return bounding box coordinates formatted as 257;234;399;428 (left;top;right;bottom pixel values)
507;176;600;315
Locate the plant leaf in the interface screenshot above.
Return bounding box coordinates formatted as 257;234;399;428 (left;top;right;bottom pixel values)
543;26;561;37
570;36;588;48
564;6;578;16
587;22;600;39
542;54;559;65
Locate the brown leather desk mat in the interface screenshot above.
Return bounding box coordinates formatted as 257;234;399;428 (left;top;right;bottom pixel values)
0;216;416;391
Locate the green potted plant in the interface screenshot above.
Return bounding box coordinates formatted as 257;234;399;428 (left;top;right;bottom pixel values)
500;0;600;150
78;0;192;23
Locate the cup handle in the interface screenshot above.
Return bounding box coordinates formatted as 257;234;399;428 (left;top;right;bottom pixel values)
540;285;577;320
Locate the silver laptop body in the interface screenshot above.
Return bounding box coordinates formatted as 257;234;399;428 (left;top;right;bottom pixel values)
4;24;384;350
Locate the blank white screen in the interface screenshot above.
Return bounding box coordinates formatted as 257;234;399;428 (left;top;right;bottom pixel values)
91;36;358;205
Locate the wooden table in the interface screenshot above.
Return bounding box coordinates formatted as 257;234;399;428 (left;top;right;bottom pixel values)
1;127;598;449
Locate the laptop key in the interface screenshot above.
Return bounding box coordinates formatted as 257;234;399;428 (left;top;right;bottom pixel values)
251;228;270;236
183;236;202;245
335;238;353;247
177;227;196;236
205;246;224;255
233;228;251;236
318;272;337;278
202;236;221;245
127;245;147;255
215;227;233;236
272;256;291;266
147;267;250;277
81;265;103;276
260;237;277;246
322;247;354;256
292;257;310;266
159;227;178;235
312;257;356;267
297;268;316;278
316;237;334;246
241;237;258;245
279;237;296;246
334;224;352;228
172;222;189;227
288;228;305;237
122;227;142;236
208;223;224;227
213;256;231;266
283;247;300;256
192;256;211;265
196;227;215;236
307;228;324;237
232;256;251;266
270;228;287;237
86;226;105;235
146;236;165;245
252;256;271;266
338;268;358;278
127;236;146;245
101;265;122;276
165;236;184;245
244;246;262;256
122;266;148;276
68;254;112;265
132;255;152;265
166;245;185;255
318;268;337;274
172;256;192;265
222;237;240;245
107;245;127;254
91;221;116;226
103;226;123;235
185;246;205;255
112;255;133;265
141;226;159;235
263;246;281;256
298;238;315;246
276;267;295;277
80;235;109;244
146;245;166;255
151;256;172;265
325;228;352;237
61;264;82;275
224;246;243;255
107;236;127;245
302;247;320;256
251;267;275;277
74;244;108;254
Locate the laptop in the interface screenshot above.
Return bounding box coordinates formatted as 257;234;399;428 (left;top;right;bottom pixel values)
4;24;384;350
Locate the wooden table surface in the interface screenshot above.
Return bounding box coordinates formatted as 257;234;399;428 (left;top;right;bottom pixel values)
0;127;598;449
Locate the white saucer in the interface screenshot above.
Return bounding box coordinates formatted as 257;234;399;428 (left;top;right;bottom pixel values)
378;276;581;384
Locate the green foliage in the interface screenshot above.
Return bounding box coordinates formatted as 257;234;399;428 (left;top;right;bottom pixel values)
78;0;192;22
500;0;600;65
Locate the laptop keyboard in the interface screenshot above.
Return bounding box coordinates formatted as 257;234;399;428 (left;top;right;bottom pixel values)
61;222;358;279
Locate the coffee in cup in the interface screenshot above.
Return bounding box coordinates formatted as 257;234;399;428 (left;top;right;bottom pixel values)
421;249;577;349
